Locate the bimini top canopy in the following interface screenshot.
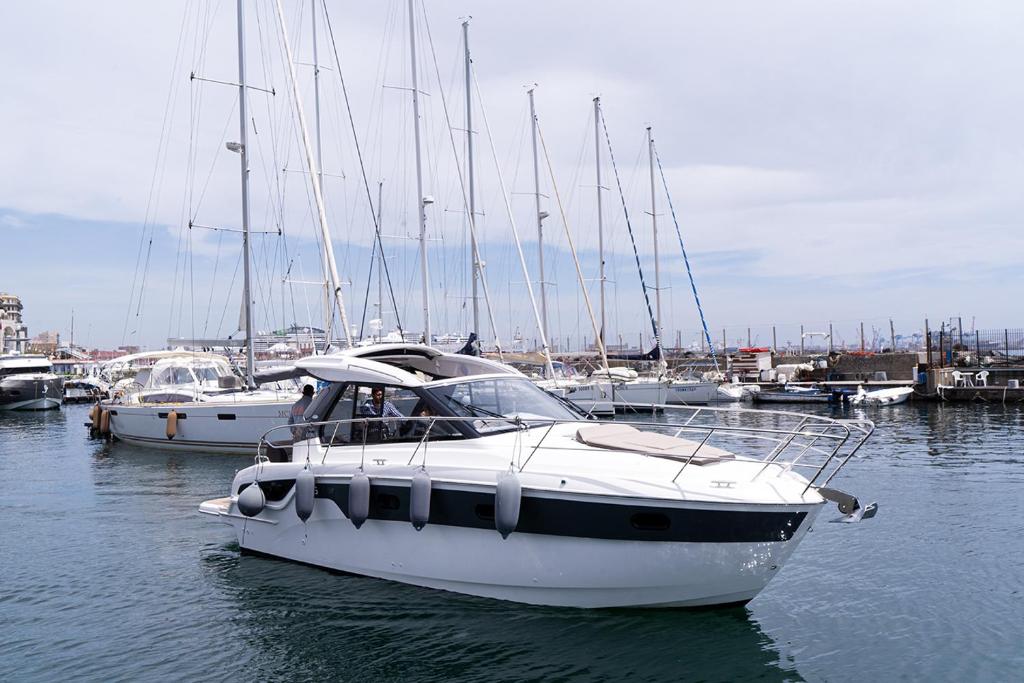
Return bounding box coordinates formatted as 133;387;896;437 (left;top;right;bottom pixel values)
280;343;522;387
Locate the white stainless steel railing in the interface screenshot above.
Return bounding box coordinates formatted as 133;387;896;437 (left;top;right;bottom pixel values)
256;404;873;493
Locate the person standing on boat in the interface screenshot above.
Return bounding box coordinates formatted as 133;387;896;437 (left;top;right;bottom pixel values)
288;384;316;441
361;385;403;440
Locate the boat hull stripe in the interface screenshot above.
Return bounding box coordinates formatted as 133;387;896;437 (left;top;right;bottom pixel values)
313;482;807;543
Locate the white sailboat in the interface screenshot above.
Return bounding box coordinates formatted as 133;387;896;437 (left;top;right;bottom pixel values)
99;0;350;454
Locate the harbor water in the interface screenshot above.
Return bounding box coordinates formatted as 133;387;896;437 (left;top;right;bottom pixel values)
1;403;1022;681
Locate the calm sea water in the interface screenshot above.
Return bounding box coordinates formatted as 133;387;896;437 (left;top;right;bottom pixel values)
1;402;1022;681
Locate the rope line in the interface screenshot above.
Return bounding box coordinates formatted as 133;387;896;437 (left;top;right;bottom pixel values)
653;143;719;370
598;108;661;358
320;0;404;335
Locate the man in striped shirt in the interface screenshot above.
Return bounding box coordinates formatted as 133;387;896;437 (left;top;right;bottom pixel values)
360;385;403;440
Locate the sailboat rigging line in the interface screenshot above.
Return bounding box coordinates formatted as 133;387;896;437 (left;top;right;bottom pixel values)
203;230;224;336
420;7;504;358
320;0;404;336
358;239;377;341
472;70;553;379
534;117;609;370
272;0;353;348
216;247;243;340
598;108;662;358
653;143;719;371
122;0;195;347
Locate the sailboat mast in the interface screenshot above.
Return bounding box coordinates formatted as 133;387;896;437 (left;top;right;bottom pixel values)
648;126;663;349
463;19;480;337
594;96;605;350
407;0;431;344
311;0;331;352
528;88;549;347
272;0;353;348
235;0;256;389
377;180;384;343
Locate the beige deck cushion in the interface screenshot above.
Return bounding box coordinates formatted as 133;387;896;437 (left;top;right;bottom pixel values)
575;423;733;465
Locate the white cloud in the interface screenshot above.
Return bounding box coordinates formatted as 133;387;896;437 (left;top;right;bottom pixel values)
2;0;1023;346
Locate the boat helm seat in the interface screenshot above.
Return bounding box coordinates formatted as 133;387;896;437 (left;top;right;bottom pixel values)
575;423;734;466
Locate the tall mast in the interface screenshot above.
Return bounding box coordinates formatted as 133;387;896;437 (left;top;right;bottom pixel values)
307;0;331;352
311;0;331;352
648;125;663;350
235;0;256;389
463;19;480;337
377;180;384;342
272;0;353;348
528;88;549;347
408;0;431;344
594;97;605;350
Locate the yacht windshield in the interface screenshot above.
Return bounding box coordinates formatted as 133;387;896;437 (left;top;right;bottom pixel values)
425;377;580;433
195;366;224;382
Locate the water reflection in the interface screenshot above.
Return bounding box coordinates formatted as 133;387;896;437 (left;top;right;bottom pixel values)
6;402;1022;680
203;548;802;682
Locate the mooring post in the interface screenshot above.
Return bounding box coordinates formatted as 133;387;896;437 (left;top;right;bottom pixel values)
925;318;931;367
939;325;945;368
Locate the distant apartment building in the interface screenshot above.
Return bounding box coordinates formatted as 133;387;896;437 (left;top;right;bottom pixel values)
28;330;60;354
0;292;29;353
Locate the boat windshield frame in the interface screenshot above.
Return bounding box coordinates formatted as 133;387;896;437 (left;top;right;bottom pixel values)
423;375;583;434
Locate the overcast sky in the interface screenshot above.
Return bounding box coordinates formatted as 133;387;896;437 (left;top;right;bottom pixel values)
2;0;1022;351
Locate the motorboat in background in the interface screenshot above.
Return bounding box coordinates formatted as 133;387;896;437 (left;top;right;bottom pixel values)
752;385;836;405
63;377;110;404
200;342;876;609
850;386;913;406
0;354;63;411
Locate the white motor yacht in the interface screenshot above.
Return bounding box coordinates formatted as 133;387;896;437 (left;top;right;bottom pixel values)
200;343;876;608
0;354;63;411
98;351;301;454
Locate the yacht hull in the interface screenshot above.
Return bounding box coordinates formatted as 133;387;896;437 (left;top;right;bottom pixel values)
105;400;295;454
667;381;727;404
0;375;64;411
206;483;820;608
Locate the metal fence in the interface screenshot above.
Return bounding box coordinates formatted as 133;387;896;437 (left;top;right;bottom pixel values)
928;328;1024;367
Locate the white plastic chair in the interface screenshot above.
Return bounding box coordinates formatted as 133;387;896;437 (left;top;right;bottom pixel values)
951;371;968;387
974;370;989;387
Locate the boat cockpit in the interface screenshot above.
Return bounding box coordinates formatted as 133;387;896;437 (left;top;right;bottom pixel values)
287;344;586;446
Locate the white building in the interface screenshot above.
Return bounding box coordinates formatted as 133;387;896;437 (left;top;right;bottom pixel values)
0;293;29;354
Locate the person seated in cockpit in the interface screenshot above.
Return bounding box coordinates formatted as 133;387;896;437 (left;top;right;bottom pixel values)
402;403;437;439
360;385;403;441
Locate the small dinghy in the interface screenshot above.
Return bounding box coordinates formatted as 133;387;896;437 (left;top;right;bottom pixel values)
849;386;913;406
